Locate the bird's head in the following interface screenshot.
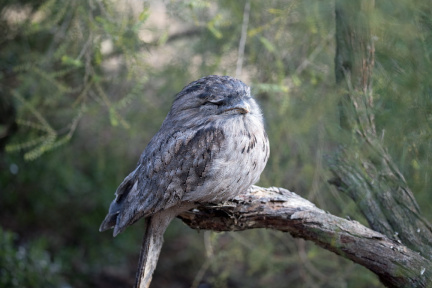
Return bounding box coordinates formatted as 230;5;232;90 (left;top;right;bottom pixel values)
166;75;262;127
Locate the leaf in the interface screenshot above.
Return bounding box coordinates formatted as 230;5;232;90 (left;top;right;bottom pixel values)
267;8;284;15
207;14;223;39
139;9;150;22
61;55;83;68
291;75;302;87
259;37;275;53
254;83;289;93
207;23;223;39
411;159;420;170
157;31;169;46
109;107;119;127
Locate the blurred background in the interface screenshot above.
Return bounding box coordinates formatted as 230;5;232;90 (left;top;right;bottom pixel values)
1;0;432;287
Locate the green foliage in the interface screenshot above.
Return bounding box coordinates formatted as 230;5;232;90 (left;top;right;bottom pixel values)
371;0;432;215
1;0;432;287
1;0;149;160
0;227;63;287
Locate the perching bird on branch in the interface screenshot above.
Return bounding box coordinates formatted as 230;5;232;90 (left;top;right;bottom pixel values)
99;75;269;288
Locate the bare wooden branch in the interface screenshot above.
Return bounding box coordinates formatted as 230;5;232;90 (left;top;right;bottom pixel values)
179;186;432;288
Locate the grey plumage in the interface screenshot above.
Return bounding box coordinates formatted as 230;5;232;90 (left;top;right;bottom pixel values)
100;75;269;288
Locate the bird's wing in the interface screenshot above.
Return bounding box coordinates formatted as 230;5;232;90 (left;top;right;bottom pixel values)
100;125;225;236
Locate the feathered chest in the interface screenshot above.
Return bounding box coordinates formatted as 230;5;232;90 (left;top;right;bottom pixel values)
101;75;270;238
138;113;269;205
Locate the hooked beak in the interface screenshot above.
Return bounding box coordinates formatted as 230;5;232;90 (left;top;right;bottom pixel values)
224;99;250;114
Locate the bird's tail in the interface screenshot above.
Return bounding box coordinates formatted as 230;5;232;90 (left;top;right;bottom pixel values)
134;211;175;288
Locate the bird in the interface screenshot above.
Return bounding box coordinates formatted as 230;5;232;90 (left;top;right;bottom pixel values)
99;75;270;288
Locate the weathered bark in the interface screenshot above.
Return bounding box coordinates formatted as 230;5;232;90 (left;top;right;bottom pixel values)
332;0;432;261
179;186;432;287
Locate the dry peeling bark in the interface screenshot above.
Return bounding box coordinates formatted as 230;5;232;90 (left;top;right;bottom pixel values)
178;186;432;287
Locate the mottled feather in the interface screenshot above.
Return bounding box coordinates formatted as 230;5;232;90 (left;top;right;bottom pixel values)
99;75;270;287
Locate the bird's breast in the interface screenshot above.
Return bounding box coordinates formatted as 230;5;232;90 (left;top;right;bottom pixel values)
182;115;269;203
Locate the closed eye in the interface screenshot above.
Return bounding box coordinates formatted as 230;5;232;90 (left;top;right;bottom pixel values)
204;99;225;106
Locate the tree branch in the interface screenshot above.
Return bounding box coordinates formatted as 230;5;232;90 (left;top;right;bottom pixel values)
179;186;432;288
